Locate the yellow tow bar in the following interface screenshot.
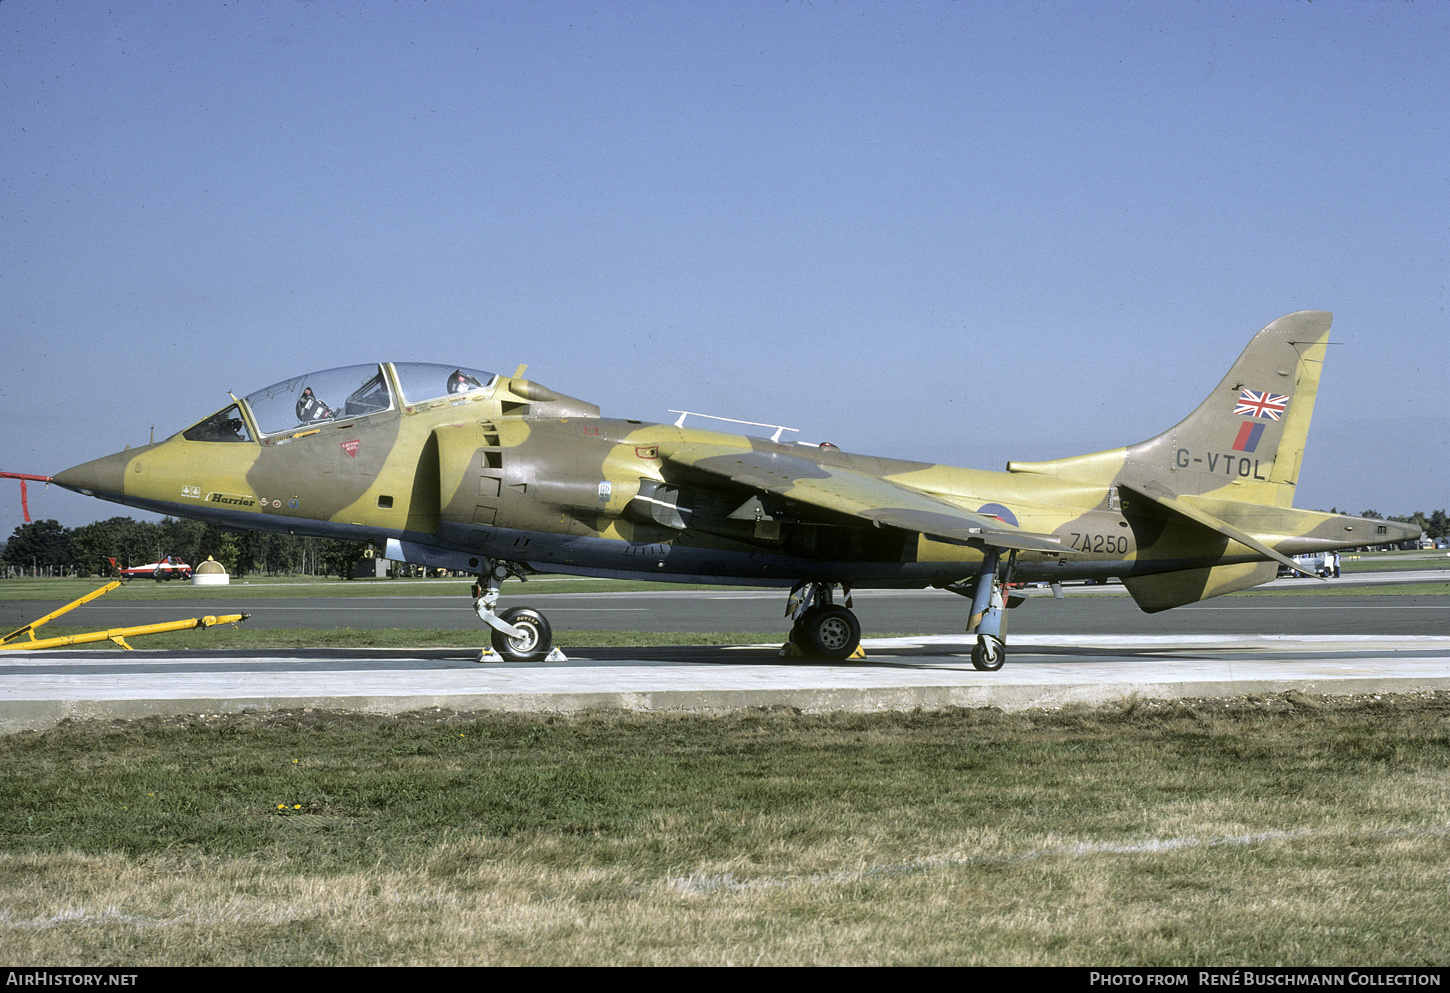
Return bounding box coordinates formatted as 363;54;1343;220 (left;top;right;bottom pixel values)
0;580;249;651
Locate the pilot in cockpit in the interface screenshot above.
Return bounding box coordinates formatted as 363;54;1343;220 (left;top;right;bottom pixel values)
296;386;336;424
448;370;487;394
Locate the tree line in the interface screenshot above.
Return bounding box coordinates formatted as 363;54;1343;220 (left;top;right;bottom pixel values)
1341;509;1448;542
0;517;370;579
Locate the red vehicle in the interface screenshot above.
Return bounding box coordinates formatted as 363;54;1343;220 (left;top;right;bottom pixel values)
111;555;193;581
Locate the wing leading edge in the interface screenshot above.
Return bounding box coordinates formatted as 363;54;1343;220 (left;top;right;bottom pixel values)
662;442;1072;554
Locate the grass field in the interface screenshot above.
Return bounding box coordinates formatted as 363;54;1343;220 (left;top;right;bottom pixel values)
1340;550;1450;573
1;696;1448;965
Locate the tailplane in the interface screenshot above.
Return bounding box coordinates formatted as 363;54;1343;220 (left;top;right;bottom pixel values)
1009;312;1351;607
1008;312;1419;610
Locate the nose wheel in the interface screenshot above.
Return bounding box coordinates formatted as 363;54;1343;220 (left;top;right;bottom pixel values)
489;606;553;663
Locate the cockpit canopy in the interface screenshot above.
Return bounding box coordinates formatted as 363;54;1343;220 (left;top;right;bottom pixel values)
241;363;498;436
179;362;597;443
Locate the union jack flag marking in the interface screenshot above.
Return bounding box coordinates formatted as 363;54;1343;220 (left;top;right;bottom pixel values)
1234;389;1288;421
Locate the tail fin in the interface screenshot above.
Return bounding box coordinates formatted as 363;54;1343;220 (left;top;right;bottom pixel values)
1008;311;1332;508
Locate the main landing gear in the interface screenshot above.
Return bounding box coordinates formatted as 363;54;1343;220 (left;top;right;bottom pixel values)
783;581;863;661
472;560;563;663
780;555;1014;668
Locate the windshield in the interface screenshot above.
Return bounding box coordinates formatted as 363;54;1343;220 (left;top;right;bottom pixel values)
181;404;254;443
243;364;393;436
392;363;497;405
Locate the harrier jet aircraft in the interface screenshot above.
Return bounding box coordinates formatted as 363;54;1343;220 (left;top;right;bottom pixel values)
51;311;1417;669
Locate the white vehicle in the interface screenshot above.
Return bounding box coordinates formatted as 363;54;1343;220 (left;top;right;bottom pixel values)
1277;552;1339;579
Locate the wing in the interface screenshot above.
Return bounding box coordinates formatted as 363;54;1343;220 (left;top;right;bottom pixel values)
662;441;1071;554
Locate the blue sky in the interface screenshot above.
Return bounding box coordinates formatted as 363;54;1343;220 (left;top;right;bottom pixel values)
3;0;1446;540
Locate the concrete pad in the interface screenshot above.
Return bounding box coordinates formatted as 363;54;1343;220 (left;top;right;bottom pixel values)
3;634;1450;733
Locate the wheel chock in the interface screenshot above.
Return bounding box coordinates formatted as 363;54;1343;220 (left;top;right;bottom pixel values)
476;646;571;663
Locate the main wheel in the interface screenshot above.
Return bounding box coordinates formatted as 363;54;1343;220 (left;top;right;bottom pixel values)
971;634;1005;671
489;606;553;663
799;605;861;661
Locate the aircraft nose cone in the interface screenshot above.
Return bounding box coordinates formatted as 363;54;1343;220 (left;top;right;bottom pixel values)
52;451;130;499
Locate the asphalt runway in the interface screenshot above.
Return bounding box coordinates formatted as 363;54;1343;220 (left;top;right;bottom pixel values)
2;582;1446;636
2;571;1447;732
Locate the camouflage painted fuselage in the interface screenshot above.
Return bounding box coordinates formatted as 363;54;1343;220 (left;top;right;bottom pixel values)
53;313;1419;611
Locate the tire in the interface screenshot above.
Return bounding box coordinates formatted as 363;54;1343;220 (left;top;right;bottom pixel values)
800;605;861;661
489;606;553;663
971;634;1005;671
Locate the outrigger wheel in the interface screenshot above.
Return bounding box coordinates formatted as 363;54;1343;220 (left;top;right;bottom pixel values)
971;634;1005;672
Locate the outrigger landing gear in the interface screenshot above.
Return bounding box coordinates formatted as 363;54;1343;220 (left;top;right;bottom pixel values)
472;560;562;663
966;549;1010;671
783;581;863;661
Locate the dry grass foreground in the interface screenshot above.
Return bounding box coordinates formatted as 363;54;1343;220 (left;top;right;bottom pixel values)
2;693;1449;966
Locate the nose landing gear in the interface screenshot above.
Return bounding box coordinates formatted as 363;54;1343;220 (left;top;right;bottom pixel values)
472;560;564;663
